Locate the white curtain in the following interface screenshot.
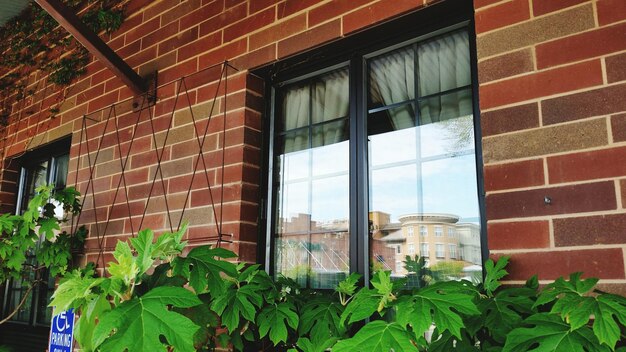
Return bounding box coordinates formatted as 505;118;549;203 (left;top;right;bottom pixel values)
369;30;471;127
281;85;309;153
281;68;349;153
369;46;415;130
418;31;471;124
312;69;349;146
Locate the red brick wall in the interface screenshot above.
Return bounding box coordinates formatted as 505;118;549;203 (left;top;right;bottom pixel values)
0;0;435;268
476;0;626;292
2;0;623;290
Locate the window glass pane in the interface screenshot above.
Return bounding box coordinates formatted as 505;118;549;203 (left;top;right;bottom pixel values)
436;244;445;258
369;164;419;219
368;104;415;136
418;30;470;96
8;287;33;322
311;119;349;149
312;138;349;176
20;160;48;214
421;154;480;219
278;129;309;155
311;175;349;231
420;113;474;159
37;272;56;324
29;161;49;193
280;85;310;132
420;243;429;257
449;244;457;259
368;114;416;166
419;88;472;125
276;181;310;233
369;46;415;109
53;153;69;190
273;68;350;288
7;263;36;323
312;69;349;123
368;30;481;288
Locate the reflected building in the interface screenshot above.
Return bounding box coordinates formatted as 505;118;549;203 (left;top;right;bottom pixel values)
276;213;350;288
276;211;480;286
370;211;481;276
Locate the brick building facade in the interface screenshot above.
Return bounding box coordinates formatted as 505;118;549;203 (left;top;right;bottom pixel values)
0;0;625;349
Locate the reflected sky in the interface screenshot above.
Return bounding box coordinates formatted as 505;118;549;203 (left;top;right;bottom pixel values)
277;115;480;225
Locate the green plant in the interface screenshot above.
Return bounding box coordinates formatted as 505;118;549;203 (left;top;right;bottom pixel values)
0;184;85;324
0;1;126;121
52;228;626;351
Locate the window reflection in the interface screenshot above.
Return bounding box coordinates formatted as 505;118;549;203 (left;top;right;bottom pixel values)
274;67;350;288
270;29;482;289
368;30;482;286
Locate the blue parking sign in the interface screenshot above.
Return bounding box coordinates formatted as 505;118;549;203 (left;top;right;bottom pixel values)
48;308;75;352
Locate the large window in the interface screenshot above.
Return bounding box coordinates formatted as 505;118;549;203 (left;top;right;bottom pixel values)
3;141;69;325
268;26;482;287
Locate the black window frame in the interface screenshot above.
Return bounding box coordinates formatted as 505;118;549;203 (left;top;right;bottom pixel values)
2;137;71;327
255;0;487;283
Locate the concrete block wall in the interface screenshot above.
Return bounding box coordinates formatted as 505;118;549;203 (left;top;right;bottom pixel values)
476;0;626;292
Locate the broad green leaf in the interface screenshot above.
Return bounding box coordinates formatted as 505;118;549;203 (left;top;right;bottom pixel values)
93;286;201;352
299;297;345;344
594;294;626;349
216;333;230;349
172;246;238;294
502;313;610;352
335;272;361;297
429;328;478;352
333;321;418;352
296;337;338;352
526;275;539;290
151;223;188;259
5;248;27;274
134;263;187;296
340;288;380;325
550;294;595;330
53;186;82;214
107;241;139;288
534;273;598;308
371;270;396;311
49;274;105;312
129;228;155;275
75;295;111;352
484;256;509;296
211;282;264;332
257;302;299;345
229;329;245;351
174;300;219;350
38;216;60;240
478;286;536;343
538;274;625;349
397;281;480;339
403;255;427;274
0;213;15;233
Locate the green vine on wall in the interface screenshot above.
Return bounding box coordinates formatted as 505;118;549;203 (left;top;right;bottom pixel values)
0;0;126;121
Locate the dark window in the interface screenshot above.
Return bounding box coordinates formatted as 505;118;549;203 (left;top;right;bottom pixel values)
3;141;70;326
264;13;483;288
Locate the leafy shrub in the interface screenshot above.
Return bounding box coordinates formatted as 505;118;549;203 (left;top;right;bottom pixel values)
0;185;85;324
52;227;626;351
